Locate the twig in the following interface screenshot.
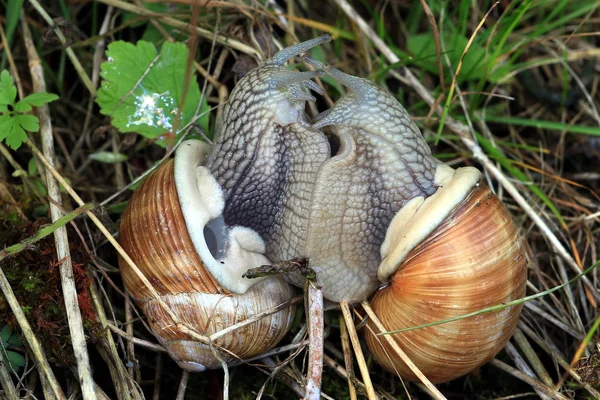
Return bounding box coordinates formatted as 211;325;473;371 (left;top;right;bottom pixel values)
339;302;377;400
105;324;166;353
89;282;138;400
490;359;569;400
94;0;261;58
175;370;189;400
505;342;554;400
0;269;65;399
330;0;598;301
519;323;600;399
209;296;302;341
512;329;553;386
0;345;18;400
339;317;358;400
21;13;96;400
360;301;446;400
27;0;96;96
304;281;324;400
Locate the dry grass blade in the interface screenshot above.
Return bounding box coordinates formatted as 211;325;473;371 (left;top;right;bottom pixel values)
0;270;64;399
94;0;260;57
0;345;18;399
339;317;358;400
490;359;569;400
340;302;377;400
20;12;96;400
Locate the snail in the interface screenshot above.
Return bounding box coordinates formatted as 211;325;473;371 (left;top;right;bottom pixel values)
118;140;296;371
118;35;528;382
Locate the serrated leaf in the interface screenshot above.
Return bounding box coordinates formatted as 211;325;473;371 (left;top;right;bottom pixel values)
3;122;27;150
15;114;39;132
96;40;209;147
21;92;59;107
0;70;17;106
89;151;128;163
0;114;17;141
14;101;32;113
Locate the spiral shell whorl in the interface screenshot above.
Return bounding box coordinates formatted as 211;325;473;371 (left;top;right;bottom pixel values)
365;183;527;383
118;160;296;371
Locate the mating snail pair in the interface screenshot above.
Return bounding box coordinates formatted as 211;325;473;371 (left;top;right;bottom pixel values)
118;35;527;384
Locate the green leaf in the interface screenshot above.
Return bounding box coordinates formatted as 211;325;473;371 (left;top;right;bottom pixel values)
5;0;25;46
96;41;209;146
88;151;128;163
5;125;27;150
15;114;39;132
0;325;11;346
14;101;32;113
20;92;59;107
0;114;17;141
28;157;38;176
7;351;25;369
0;114;29;150
0;70;17;106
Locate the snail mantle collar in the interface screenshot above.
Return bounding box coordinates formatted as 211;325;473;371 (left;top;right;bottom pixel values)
174;140;270;294
378;165;482;281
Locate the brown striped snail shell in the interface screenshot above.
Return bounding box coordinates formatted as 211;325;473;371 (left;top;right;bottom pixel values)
118;140;295;371
365;166;528;383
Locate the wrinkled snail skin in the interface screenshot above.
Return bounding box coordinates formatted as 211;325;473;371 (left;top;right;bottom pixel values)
118;154;296;371
206;38;439;303
365;183;528;383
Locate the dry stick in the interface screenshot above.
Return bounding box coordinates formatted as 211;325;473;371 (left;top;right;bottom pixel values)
95;0;260;58
0;271;65;399
27;0;96;96
518;323;600;399
339;318;358;400
331;0;598;301
512;330;554;386
360;301;446;400
20;14;96;400
210;296;302;341
152;353;162;400
504;342;553;400
175;370;189;400
0;345;18;399
339;302;377;400
490;359;569;400
106;324;166;353
89;283;137;400
124;296;139;382
304;281;324;400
